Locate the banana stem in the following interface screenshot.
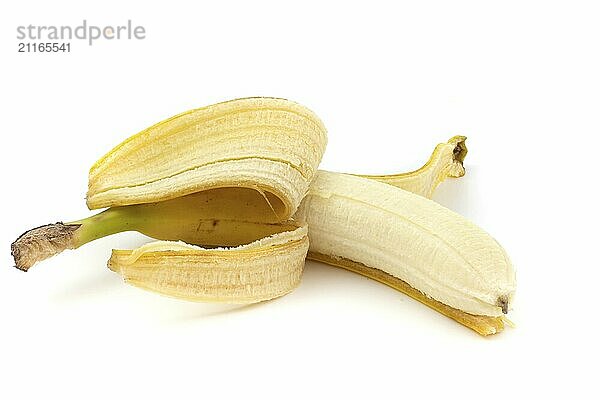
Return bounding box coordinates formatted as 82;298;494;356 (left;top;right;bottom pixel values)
11;207;135;272
69;207;137;246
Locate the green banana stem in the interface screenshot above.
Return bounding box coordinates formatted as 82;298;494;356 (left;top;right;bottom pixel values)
70;207;138;246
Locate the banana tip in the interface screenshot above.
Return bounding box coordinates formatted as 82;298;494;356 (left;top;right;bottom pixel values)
497;295;509;314
446;136;467;177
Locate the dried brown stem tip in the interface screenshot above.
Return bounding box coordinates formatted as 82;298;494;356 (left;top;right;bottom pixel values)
11;223;81;272
497;295;509;314
446;136;468;178
451;136;468;165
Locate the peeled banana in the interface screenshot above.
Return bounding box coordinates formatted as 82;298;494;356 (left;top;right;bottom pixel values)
299;171;514;317
11;97;515;335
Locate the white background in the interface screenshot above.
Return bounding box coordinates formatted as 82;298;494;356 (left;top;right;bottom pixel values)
1;1;598;398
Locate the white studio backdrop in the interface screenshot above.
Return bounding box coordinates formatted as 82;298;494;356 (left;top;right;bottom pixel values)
1;1;598;399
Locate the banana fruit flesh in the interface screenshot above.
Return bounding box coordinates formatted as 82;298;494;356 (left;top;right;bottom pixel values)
297;171;515;317
11;98;516;335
